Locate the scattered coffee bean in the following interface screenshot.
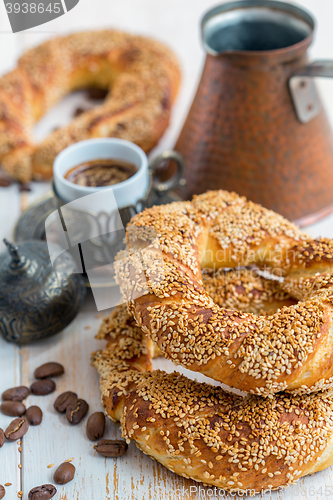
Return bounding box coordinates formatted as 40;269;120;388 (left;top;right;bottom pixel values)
73;107;86;117
54;391;77;413
34;362;64;379
0;177;11;188
66;399;89;425
86;87;108;100
86;412;105;441
28;484;56;500
2;386;30;402
0;485;5;499
0;401;26;417
94;439;128;458
31;379;56;396
53;462;75;484
0;428;4;448
26;406;43;426
5;417;29;441
18;183;31;192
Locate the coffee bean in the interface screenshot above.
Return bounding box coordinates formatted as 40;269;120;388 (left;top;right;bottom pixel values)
31;379;56;396
73;107;86;117
0;177;11;188
0;428;4;448
86;87;108;100
26;406;43;426
0;484;5;499
18;183;31;192
2;386;30;402
5;417;29;441
86;412;105;441
54;392;77;413
53;462;75;484
66;399;89;425
34;362;64;379
94;439;128;457
0;401;26;417
28;484;57;500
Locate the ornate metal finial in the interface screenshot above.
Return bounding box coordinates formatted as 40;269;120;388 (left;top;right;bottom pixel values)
3;239;21;264
0;240;86;344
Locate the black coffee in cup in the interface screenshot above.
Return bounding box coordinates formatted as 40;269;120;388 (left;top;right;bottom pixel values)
64;159;137;187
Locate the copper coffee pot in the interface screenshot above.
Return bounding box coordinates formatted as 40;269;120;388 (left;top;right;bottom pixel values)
176;0;333;224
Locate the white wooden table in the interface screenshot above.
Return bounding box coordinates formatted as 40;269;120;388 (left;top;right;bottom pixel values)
1;1;333;499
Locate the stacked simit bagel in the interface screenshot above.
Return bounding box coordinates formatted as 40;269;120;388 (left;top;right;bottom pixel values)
93;190;333;492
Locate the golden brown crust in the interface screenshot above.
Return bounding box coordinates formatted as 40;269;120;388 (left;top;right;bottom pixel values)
92;307;333;493
284;238;333;270
280;239;333;300
96;303;161;359
96;303;143;342
115;190;333;396
0;30;181;181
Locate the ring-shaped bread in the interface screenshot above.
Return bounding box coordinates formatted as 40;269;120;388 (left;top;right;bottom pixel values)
115;190;333;397
0;30;180;181
92;302;333;494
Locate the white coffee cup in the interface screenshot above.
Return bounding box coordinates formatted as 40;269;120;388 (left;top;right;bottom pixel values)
53;138;185;213
53;138;150;208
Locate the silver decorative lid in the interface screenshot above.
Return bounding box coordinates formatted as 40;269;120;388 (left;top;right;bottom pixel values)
0;239;86;344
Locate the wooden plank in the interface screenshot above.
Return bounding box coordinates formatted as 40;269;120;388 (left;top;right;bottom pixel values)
0;6;24;496
0;341;21;500
0;186;25;500
1;1;333;498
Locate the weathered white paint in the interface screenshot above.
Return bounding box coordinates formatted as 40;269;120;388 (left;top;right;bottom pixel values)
1;1;333;498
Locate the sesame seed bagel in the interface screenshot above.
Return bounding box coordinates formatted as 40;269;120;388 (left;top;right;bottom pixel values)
115;190;333;396
0;30;180;182
92;305;333;493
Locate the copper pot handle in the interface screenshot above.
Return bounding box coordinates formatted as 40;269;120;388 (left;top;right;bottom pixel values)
290;60;333;124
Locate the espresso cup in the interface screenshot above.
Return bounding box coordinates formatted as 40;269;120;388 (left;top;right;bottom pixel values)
54;138;149;208
53;138;185;212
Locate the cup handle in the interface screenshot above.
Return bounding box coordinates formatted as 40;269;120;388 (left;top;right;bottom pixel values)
289;60;333;123
148;150;186;195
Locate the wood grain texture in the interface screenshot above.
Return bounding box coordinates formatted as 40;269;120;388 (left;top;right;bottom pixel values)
1;1;333;498
0;166;26;499
0;342;21;500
